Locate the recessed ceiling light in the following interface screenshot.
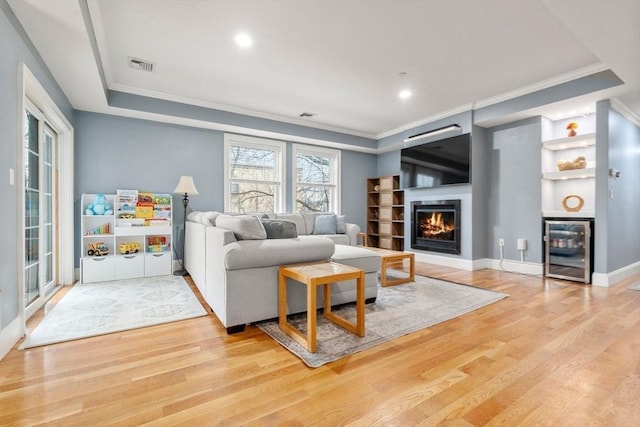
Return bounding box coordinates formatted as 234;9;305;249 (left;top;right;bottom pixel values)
234;33;253;48
399;89;412;100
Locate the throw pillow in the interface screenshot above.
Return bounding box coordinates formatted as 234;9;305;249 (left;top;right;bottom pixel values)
261;219;298;239
216;214;267;240
336;215;347;234
203;211;220;226
313;214;337;235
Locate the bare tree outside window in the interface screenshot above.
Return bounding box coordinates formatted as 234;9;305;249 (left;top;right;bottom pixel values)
294;148;339;213
228;143;281;213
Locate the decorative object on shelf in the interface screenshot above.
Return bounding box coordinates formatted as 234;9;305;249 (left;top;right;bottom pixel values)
373;184;380;192
85;193;113;215
557;156;586;171
85;222;111;236
561;194;585;212
87;241;109;256
173;176;199;276
119;242;141;255
566;121;579;137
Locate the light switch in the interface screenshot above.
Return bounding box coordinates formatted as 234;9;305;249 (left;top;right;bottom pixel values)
9;168;14;186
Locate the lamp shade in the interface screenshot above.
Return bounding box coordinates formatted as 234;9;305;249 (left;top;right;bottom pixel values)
173;176;199;195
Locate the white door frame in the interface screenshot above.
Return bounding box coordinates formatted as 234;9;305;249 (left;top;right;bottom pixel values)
17;64;74;330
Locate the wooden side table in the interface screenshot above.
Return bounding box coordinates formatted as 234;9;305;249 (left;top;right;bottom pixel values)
365;247;415;287
278;261;365;353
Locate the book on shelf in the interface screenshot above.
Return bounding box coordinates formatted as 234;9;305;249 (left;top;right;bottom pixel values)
116;189;138;212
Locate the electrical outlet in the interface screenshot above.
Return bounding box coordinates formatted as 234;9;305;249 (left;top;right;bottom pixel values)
498;238;505;247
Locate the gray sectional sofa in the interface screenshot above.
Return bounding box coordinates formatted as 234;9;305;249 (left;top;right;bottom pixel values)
184;211;380;333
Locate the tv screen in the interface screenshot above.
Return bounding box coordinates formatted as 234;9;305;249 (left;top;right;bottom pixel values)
400;133;471;189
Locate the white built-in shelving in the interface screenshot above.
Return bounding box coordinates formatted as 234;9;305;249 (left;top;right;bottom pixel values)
541;119;596;217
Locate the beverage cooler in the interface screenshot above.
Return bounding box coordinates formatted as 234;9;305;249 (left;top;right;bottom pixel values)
543;219;594;284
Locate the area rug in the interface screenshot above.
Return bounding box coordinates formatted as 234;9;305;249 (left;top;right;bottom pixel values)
20;275;207;349
629;282;640;291
257;275;508;368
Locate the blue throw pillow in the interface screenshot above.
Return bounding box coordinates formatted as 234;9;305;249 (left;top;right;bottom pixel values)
313;214;337;235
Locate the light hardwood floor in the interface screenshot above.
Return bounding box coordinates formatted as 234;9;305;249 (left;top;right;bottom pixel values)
1;264;638;426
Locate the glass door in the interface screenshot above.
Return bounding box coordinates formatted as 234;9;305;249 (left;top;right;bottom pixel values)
24;104;58;318
545;220;591;283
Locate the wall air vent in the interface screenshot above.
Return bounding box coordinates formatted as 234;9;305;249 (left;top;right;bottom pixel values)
128;57;155;72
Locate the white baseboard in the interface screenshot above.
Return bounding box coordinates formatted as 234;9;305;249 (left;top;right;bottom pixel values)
592;261;640;287
412;251;543;275
412;252;476;271
0;316;24;361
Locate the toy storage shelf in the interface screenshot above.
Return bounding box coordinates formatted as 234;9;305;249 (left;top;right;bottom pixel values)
80;191;173;283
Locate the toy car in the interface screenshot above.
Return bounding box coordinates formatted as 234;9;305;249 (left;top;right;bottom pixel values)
87;242;109;256
119;242;141;254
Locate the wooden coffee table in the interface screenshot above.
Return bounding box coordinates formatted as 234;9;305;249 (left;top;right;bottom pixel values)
278;261;365;353
364;247;415;287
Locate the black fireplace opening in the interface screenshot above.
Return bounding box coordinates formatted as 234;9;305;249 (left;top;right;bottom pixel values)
411;200;461;254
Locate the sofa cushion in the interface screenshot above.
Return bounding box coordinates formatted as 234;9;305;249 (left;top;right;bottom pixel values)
331;244;380;273
275;213;307;235
224;237;335;270
313;214;337;234
261;219;298;239
216;214;267;240
186;211;220;226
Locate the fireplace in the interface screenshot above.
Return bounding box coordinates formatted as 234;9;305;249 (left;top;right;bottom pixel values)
411;200;461;254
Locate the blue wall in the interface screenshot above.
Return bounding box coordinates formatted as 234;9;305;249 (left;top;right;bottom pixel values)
0;3;74;332
606;106;640;271
74;111;376;266
486;117;542;262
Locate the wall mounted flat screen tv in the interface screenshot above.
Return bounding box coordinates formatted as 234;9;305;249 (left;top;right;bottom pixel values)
400;133;471;189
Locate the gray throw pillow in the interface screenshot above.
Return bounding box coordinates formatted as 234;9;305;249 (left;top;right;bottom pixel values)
216;214;267;240
261;219;298;239
313;214;337;235
336;215;346;234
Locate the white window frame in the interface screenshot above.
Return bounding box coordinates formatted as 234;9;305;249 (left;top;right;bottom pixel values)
223;134;286;213
292;144;341;214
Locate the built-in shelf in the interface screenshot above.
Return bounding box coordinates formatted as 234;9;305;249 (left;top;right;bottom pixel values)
542;167;596;180
543;210;594;218
366;175;404;251
541;115;597;217
542;132;595;150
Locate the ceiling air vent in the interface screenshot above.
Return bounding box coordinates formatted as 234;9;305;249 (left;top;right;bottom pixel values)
128;57;155;72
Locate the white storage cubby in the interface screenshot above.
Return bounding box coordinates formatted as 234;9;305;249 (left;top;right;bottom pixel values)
541;114;596;218
80;190;173;283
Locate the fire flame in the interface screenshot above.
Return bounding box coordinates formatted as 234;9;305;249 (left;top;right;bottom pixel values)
420;212;454;238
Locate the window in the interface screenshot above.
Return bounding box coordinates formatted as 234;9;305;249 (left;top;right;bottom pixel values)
224;134;286;213
292;144;340;213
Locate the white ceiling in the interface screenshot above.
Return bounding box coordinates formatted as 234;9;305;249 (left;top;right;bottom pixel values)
8;0;640;139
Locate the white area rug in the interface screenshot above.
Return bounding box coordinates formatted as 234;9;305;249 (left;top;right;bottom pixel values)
629;282;640;291
257;275;508;368
20;275;207;349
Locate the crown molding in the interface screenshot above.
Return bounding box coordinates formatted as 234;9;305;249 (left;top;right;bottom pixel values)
610;97;640;127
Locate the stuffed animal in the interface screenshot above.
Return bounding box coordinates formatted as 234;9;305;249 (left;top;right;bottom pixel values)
86;193;113;215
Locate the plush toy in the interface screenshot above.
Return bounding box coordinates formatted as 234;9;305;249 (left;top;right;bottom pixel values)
566;121;578;137
86;193;113;215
